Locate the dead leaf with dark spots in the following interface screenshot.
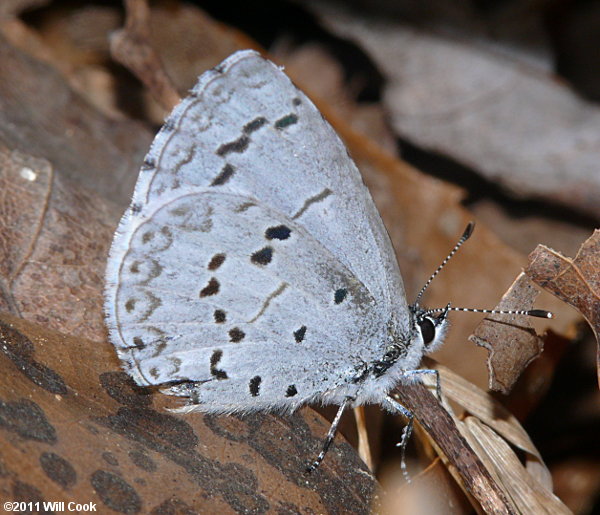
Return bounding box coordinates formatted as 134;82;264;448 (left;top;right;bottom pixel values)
469;272;547;394
0;313;376;514
526;230;600;386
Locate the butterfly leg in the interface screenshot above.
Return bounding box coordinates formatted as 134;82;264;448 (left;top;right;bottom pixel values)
383;396;414;482
306;396;352;473
402;369;441;401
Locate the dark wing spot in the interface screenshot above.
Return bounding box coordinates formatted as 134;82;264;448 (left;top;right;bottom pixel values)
228;328;245;343
125;299;136;313
293;326;306;343
210;350;228;380
285;385;298;397
142;231;154;244
292;97;301;106
265;225;291;240
163;118;176;131
334;288;347;304
214;310;226;323
243;117;267;134
251;247;273;265
200;278;220;297
216;135;250;156
132;337;145;349
129;261;140;273
275;113;298;130
234;202;255;213
131;203;142;214
249;376;261;396
210;163;235;186
142;158;156;170
208;253;226;271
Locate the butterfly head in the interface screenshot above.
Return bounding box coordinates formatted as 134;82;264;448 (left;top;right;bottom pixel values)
410;302;450;354
407;221;552;356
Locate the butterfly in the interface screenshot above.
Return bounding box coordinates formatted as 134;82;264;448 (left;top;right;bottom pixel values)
104;50;550;473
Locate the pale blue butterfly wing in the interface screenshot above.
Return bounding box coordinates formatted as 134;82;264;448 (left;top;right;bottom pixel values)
105;50;417;414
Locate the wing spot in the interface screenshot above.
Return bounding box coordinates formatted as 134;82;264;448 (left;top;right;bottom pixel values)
229;328;245;343
129;261;140;273
142;158;156;170
275;113;298;129
200;278;220;297
169;205;190;217
286;385;298;397
142;231;154;244
208;253;226;271
234;202;255;213
265;225;291;240
131;203;142;214
125;298;136;313
334;288;348;304
243;117;267;134
149;367;159;378
292;97;301;106
214;310;226;323
249;376;261;396
132;337;145;349
163;118;176;131
210;350;228;380
210;163;235;186
294;326;306;343
251;246;273;265
216;135;250;156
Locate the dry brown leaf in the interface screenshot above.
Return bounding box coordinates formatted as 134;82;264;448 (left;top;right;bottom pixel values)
110;0;259;118
109;0;180;112
392;381;514;514
461;417;571;514
526;231;600;386
0;145;116;341
0;313;376;513
0;0;48;18
469;272;546;394
307;2;600;221
0;31;151;206
425;360;544;460
422;358;556;494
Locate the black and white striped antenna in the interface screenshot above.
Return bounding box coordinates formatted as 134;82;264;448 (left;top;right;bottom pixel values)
415;221;553;319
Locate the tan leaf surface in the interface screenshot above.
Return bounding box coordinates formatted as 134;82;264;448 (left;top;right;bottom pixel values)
392;381;515;514
0;31;151;207
462;417;570;514
469;272;546;394
0;313;375;513
526;231;600;385
306;2;600;221
0;145;116;341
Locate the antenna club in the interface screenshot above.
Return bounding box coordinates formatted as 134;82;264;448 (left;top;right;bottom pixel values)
527;309;554;319
462;221;475;241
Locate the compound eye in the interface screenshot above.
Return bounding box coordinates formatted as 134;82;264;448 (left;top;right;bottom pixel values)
418;317;435;345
